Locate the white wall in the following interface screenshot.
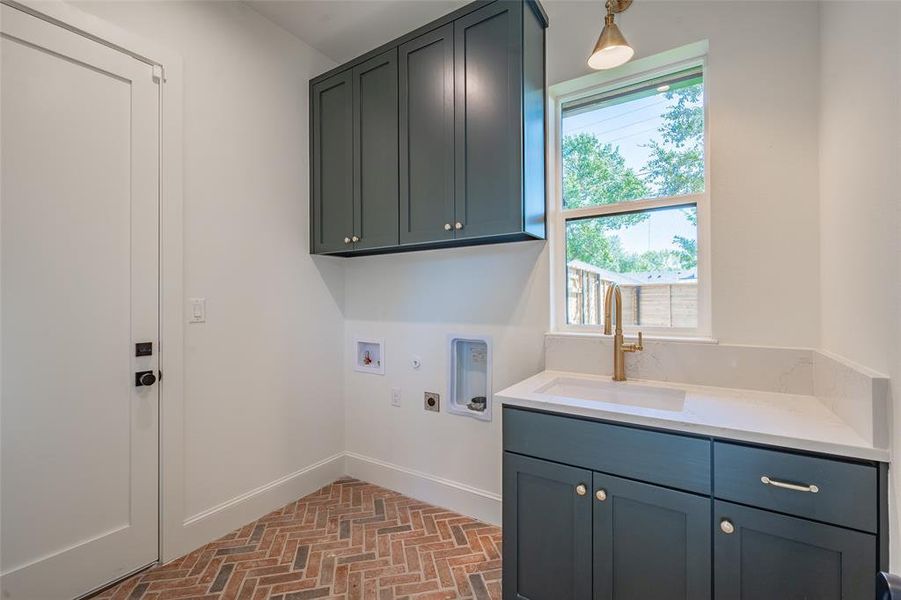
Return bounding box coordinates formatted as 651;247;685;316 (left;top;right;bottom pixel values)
548;0;822;348
819;1;899;378
74;1;346;556
343;0;823;518
818;0;901;567
344;242;547;522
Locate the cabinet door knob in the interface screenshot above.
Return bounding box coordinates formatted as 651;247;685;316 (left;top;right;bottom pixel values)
351;235;360;243
454;222;463;230
575;483;587;496
595;489;607;502
720;519;735;534
444;223;452;231
344;237;352;244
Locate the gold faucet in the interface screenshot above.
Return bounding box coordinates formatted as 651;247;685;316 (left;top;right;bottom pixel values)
603;283;644;381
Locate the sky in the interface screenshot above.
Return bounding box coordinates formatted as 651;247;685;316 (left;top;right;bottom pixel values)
561;89;698;260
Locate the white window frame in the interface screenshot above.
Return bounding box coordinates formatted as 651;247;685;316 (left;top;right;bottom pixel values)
548;42;713;340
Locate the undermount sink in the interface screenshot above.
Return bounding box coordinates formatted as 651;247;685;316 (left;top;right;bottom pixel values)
535;377;687;412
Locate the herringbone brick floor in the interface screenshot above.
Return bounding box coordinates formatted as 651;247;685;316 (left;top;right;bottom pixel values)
92;478;502;600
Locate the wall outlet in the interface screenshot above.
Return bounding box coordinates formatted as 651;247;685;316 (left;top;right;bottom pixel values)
424;392;440;412
391;388;401;407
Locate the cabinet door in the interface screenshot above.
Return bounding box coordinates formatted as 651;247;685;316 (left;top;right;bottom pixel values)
311;70;353;253
714;500;876;600
454;1;523;239
352;49;398;251
593;472;710;600
503;453;592;600
398;24;454;245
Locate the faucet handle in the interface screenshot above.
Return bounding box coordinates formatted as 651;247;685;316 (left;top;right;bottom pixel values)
624;331;644;353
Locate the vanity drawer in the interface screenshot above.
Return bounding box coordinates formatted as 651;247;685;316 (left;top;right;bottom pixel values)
714;442;877;532
503;407;711;494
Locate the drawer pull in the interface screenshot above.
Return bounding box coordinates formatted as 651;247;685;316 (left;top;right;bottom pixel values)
761;475;819;494
575;483;587;496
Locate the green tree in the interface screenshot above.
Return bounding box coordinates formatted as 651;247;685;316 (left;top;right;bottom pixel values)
562;133;649;209
562;134;650;269
643;85;705;197
563;82;704;273
672;207;697;270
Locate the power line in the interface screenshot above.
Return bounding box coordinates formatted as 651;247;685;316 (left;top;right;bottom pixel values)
564;98;667;134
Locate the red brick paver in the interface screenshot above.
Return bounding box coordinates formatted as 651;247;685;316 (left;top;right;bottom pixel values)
92;479;502;600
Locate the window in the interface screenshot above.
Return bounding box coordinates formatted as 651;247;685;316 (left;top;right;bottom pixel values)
556;65;708;336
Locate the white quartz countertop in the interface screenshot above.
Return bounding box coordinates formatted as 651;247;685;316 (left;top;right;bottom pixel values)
497;370;889;462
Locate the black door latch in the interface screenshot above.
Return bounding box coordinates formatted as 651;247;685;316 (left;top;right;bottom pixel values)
135;371;157;387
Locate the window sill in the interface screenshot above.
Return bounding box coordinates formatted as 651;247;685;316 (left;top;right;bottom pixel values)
546;330;719;345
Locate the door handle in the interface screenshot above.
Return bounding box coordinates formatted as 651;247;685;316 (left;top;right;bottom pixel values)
135;371;157;387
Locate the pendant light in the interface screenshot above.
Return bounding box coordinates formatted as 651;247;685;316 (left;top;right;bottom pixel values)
588;0;635;70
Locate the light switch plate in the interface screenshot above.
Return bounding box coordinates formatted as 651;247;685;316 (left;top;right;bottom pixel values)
391;388;401;407
188;298;206;323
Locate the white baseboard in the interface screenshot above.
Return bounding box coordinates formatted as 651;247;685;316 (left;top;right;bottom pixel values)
167;451;499;563
177;452;345;556
344;452;501;525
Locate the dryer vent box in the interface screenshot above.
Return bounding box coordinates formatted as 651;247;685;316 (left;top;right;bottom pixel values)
448;335;492;421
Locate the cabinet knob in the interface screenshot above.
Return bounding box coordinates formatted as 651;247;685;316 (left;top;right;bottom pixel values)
720;519;735;534
344;237;352;244
595;489;607;502
444;223;452;231
454;222;463;230
575;483;587;496
351;235;360;243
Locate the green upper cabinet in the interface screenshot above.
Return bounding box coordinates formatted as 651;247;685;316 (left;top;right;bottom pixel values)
309;0;548;256
453;2;523;240
352;49;399;251
311;70;353;254
399;24;455;246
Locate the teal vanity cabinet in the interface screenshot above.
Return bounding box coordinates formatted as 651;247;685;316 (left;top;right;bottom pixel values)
713;501;875;599
310;0;548;256
502;406;888;600
713;441;880;599
503;453;593;600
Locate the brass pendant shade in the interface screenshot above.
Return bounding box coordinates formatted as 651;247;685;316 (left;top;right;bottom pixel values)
588;0;635;70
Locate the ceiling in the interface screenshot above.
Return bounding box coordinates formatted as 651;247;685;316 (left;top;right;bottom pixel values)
245;0;469;64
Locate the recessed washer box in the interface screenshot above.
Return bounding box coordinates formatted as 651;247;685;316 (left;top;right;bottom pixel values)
448;334;492;421
354;338;384;375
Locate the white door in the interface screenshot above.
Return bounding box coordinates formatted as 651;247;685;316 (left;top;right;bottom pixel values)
1;4;160;599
